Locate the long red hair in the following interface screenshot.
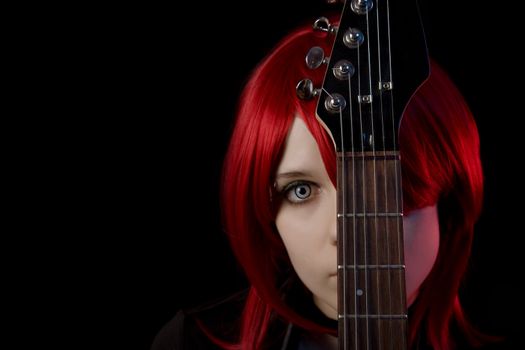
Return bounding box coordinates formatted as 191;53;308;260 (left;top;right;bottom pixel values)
214;21;484;350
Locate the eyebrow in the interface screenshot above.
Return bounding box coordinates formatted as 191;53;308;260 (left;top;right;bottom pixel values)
275;171;312;180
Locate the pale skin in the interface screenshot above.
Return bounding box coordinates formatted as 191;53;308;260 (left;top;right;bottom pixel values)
275;116;440;320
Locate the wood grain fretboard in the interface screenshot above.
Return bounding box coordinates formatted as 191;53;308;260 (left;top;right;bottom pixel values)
336;151;407;350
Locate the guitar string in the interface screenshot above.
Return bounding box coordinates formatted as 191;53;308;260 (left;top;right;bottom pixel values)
363;11;377;349
376;1;394;348
355;26;371;350
330;35;348;348
330;7;352;350
384;2;396;349
327;61;354;350
336;87;349;350
347;65;358;350
363;7;383;350
331;16;357;346
337;4;357;349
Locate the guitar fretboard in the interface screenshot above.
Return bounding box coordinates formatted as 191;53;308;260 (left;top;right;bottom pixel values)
337;151;407;350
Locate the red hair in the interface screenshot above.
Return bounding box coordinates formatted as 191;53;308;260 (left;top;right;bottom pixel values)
213;21;484;350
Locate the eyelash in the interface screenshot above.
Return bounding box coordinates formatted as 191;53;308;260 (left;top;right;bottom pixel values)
280;180;319;205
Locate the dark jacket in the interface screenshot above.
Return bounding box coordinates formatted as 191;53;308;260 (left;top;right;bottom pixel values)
151;288;342;349
151;288;504;350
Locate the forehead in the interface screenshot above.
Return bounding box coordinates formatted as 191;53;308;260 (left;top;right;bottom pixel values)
276;116;325;175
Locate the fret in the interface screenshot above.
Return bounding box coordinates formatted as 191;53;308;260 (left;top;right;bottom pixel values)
337;212;403;218
337;264;405;270
338;314;408;319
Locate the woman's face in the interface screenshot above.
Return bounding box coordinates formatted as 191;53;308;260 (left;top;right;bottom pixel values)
274;116;440;320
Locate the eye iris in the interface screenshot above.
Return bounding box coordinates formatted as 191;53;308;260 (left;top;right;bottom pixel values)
294;185;311;199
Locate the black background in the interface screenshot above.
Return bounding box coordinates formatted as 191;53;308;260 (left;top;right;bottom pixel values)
82;1;523;349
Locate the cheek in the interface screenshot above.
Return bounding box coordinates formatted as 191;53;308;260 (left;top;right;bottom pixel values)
275;203;333;289
275;204;338;317
275;208;319;265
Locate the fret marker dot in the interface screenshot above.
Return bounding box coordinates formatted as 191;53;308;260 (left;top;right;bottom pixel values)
356;289;363;296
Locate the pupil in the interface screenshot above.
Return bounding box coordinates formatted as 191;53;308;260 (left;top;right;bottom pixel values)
296;185;309;198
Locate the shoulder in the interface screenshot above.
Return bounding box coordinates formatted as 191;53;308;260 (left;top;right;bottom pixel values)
150;289;249;350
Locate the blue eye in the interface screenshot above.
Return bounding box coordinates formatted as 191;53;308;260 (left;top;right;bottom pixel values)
293;184;311;199
282;181;315;204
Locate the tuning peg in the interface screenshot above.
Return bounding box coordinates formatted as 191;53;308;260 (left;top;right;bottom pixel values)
313;17;338;35
306;46;329;69
332;60;355;80
343;27;364;48
324;93;347;113
296;78;321;100
351;0;373;15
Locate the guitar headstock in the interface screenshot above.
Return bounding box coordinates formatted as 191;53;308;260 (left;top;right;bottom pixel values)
314;0;429;152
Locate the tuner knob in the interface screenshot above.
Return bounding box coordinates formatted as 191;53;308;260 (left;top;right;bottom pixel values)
324;93;347;113
313;17;338;35
332;60;355;80
351;0;374;15
306;47;328;69
343;28;364;48
296;79;320;100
